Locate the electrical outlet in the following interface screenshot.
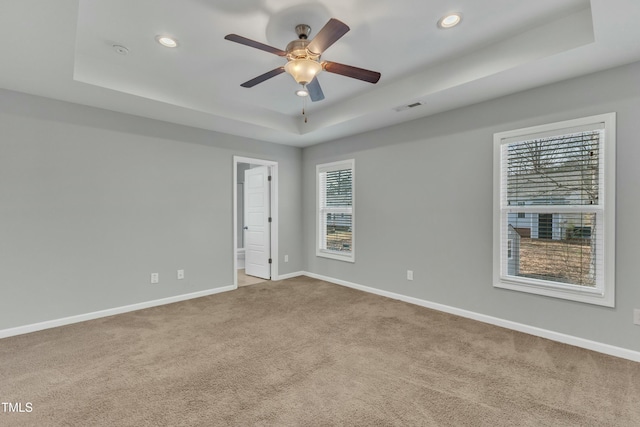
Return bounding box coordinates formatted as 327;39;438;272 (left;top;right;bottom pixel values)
407;270;414;281
177;269;185;280
634;309;640;326
151;273;159;284
284;255;289;263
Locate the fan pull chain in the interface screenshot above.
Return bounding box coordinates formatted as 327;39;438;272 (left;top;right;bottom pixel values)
302;95;308;123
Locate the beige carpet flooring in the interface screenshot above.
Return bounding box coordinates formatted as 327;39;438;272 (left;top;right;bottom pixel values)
1;276;639;426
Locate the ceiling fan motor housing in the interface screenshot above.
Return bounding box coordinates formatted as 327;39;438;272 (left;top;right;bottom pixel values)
285;39;316;60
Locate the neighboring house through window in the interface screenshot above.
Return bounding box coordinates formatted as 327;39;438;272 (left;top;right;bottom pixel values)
317;159;355;262
493;113;616;306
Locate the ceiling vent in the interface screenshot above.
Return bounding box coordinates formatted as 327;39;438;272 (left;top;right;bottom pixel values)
394;101;423;112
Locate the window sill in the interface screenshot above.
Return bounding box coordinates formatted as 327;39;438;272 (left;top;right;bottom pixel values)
494;278;613;307
316;250;355;263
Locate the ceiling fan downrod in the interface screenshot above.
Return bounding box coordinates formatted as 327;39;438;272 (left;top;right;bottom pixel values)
295;24;311;40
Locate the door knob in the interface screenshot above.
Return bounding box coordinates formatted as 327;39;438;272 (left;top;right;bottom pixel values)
243;226;248;230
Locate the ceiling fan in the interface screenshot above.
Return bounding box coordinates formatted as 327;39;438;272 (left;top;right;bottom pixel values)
224;18;381;102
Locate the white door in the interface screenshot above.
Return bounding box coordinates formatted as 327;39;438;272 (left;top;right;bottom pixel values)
244;166;271;279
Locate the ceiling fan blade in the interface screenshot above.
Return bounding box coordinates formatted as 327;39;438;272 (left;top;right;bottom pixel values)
323;61;381;84
307;18;350;55
306;77;325;102
224;34;287;57
240;67;286;88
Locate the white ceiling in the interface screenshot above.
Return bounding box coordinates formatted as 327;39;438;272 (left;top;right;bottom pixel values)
1;0;640;147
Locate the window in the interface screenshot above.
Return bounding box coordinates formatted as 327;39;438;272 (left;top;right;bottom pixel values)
317;159;355;262
493;113;615;306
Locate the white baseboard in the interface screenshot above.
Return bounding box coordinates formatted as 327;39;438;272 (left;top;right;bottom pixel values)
5;273;639;363
275;271;305;281
0;285;235;339
302;272;640;363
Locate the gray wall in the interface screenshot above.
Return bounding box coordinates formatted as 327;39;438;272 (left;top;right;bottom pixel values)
302;61;640;352
3;60;640;354
0;89;302;330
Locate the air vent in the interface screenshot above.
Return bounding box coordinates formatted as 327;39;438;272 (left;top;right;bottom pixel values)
112;45;129;55
393;101;424;112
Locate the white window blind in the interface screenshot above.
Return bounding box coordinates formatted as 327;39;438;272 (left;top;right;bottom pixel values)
317;160;355;262
493;113;615;306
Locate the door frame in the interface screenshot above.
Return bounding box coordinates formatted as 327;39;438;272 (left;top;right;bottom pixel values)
233;156;278;288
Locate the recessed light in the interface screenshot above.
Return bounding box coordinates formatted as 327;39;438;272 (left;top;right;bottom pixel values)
438;13;462;29
156;35;178;48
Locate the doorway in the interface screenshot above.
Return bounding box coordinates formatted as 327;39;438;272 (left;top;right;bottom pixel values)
233;156;278;288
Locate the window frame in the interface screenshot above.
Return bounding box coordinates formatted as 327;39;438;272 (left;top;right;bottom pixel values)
493;113;616;307
316;159;356;262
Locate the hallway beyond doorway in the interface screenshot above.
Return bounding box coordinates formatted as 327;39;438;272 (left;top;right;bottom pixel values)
238;269;267;287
